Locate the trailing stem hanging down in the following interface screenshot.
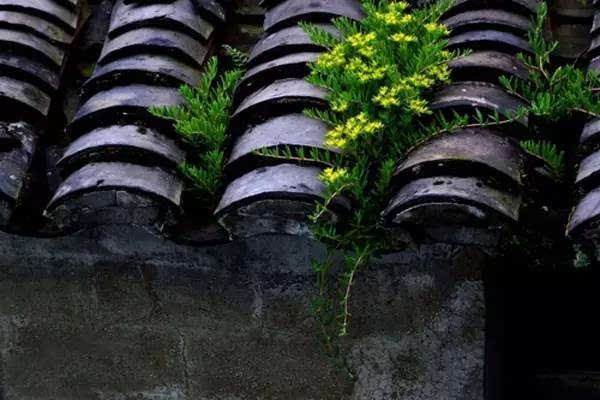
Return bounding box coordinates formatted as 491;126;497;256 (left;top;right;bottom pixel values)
295;0;471;362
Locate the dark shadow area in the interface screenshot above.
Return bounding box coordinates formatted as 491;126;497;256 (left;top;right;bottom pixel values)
486;267;600;399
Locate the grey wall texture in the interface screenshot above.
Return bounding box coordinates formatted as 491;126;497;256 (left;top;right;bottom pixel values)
0;227;486;400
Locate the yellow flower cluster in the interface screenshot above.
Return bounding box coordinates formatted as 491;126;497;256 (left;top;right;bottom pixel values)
372;66;451;108
320;167;348;185
426;63;451;83
390;32;417;44
331;98;349;112
388;1;410;13
384;12;414;26
373;85;407;108
375;11;413;26
407;74;435;88
358;45;375;57
346;57;364;72
315;44;346;69
346;58;389;83
346;32;377;58
408;98;431;115
399;14;414;24
439;50;452;59
347;32;376;48
424;22;450;36
325;113;384;148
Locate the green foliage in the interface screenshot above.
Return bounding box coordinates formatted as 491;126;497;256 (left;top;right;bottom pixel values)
500;2;600;122
573;244;591;269
498;1;600;176
520;139;564;178
223;44;249;69
253;145;344;167
296;0;471;367
149;55;245;205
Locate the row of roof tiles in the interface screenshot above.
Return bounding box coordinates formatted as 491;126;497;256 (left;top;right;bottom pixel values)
0;0;597;251
0;0;79;227
47;0;226;229
568;2;600;240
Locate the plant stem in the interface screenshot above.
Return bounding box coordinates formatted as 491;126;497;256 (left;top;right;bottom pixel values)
339;247;370;337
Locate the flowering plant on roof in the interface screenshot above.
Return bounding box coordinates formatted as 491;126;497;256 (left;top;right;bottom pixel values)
295;0;471;374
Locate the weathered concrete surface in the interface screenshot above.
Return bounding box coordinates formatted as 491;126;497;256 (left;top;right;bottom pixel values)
350;281;484;400
348;246;485;400
0;227;486;399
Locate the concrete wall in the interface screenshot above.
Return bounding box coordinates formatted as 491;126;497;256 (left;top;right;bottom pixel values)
0;227;486;400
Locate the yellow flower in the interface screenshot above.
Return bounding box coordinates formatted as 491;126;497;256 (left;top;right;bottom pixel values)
388;1;410;13
375;11;413;26
321;167;348;185
346;57;365;73
373;85;403;108
440;50;452;59
365;120;384;133
324;135;348;149
315;44;346;69
379;12;400;25
399;14;414;24
408;74;435;88
425;22;449;36
331;99;349;112
347;32;376;48
346;58;389;83
425;22;439;32
355;113;367;122
426;64;451;83
324;126;347;148
324;113;384;148
357;65;388;82
390;32;417;43
358;45;375;58
408;98;431;115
